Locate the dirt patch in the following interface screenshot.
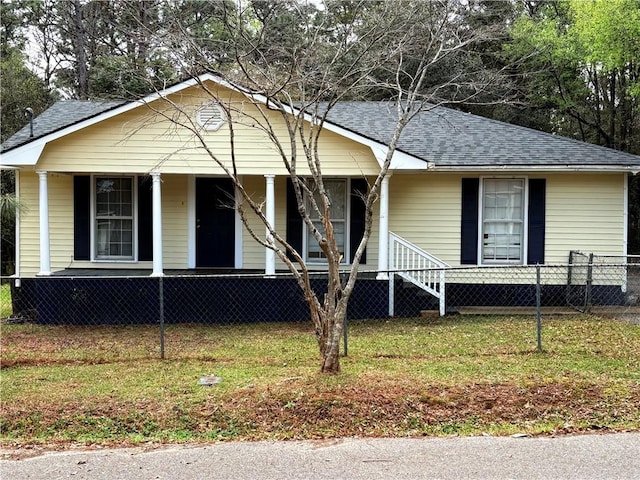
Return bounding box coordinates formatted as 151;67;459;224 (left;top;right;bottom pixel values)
224;379;639;438
3;379;638;452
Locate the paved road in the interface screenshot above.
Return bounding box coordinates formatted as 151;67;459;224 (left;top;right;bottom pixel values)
2;433;639;480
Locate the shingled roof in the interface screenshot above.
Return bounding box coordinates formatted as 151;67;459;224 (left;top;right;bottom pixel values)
2;97;639;170
323;102;640;168
1;100;125;153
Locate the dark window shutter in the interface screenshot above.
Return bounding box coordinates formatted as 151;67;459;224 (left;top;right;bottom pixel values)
286;179;303;260
461;178;480;265
350;178;368;264
73;176;91;260
527;179;546;264
138;176;153;261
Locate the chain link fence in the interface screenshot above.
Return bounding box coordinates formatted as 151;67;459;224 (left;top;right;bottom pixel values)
2;259;639;361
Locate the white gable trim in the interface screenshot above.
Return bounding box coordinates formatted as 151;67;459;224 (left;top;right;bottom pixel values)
1;72;432;170
0;76;212;166
0;140;46;166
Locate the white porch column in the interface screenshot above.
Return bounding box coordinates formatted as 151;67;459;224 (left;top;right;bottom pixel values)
37;171;51;276
264;174;276;276
376;174;391;280
150;172;163;277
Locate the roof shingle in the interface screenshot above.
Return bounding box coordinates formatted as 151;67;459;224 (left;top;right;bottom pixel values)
1;100;125;153
323;102;640;167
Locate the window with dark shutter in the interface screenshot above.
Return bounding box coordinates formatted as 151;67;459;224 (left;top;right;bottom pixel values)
460;178;479;264
286;179;303;260
137;176;153;261
350;178;368;264
74;176;91;260
286;177;367;264
305;179;347;262
527;179;546;264
460;177;546;265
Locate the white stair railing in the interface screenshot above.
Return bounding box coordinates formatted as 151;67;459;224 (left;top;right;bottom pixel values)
388;232;449;316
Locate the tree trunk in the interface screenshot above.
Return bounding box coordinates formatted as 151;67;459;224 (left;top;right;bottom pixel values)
321;352;341;372
609;69;616;148
312;272;349;373
618;67;629;152
70;0;89;99
591;66;602;145
319;308;346;373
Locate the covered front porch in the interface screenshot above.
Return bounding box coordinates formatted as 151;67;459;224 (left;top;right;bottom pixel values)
29;170;395;278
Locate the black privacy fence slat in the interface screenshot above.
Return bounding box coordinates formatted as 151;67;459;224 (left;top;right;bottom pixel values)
2;259;639;359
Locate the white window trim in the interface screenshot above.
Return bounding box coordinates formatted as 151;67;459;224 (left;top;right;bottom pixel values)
90;174;138;262
303;178;351;265
234;179;243;269
187;175;196;268
477;176;529;265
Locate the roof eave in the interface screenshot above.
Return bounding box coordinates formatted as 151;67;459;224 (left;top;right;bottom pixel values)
0;140;46;166
0;74;227;164
429;164;640;174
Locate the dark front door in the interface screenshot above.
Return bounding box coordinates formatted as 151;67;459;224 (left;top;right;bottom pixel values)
196;177;235;268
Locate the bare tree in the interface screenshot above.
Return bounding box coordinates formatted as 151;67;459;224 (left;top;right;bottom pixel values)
143;0;509;372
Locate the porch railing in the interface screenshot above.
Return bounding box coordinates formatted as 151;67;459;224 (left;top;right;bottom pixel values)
388;232;449;316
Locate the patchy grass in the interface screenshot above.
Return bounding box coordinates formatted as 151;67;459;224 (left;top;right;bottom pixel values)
1;315;639;448
0;283;11;318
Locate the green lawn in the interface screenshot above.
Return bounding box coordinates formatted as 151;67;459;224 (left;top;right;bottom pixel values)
0;283;11;318
1;315;639;446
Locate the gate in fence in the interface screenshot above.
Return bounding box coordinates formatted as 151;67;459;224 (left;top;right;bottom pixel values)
567;250;594;312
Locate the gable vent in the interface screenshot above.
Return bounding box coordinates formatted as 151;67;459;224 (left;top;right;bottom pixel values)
197;102;226;131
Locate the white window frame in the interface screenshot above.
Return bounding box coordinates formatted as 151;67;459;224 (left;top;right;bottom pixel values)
91;175;138;262
303;178;351;265
478;177;529;265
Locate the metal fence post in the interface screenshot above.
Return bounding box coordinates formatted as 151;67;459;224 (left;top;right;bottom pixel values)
566;250;574;305
536;265;542;352
388;272;395;317
159;276;165;360
439;268;446;316
585;253;594;313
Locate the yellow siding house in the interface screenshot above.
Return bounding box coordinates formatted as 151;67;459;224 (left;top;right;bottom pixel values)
2;74;640;321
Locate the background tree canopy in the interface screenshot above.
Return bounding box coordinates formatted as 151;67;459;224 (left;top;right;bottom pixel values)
2;0;638;150
505;0;640;251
